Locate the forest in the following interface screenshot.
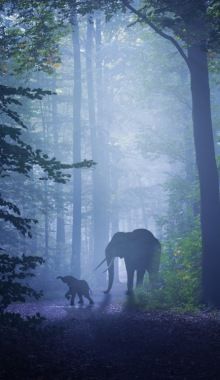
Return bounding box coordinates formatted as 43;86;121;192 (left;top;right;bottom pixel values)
1;1;220;379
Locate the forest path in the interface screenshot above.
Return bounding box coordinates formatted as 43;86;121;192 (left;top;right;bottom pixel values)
8;284;136;321
4;288;220;380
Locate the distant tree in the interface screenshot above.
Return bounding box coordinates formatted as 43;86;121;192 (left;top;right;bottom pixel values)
0;1;94;307
85;14;96;271
0;84;93;233
69;4;82;278
0;83;93;307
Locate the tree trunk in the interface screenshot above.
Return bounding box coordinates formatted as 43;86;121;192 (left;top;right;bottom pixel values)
86;15;97;272
93;13;110;285
188;45;220;307
111;207;120;284
51;79;66;271
70;10;82;277
44;182;49;260
40;97;49;263
55;194;65;269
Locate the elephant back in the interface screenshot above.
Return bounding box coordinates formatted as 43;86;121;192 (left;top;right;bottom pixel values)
131;229;155;241
61;275;78;288
79;280;90;293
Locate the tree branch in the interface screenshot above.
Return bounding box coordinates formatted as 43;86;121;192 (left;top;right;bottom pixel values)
122;0;190;70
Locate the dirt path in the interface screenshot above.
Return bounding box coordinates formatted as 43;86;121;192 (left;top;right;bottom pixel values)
2;289;220;380
7;286;127;321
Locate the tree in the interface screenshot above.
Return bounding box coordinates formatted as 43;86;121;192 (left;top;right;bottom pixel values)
85;14;96;271
69;5;82;277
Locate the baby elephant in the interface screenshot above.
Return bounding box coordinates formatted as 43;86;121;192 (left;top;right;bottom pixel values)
57;275;94;306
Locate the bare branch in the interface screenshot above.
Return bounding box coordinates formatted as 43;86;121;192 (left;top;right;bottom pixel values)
122;0;190;70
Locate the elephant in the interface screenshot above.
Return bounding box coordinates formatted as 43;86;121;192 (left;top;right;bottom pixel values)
95;229;161;295
57;275;94;305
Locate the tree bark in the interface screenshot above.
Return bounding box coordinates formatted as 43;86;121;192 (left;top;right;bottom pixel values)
111;207;120;284
40;96;49;262
70;10;82;277
188;45;220;306
51;79;66;272
86;15;97;271
93;13;110;285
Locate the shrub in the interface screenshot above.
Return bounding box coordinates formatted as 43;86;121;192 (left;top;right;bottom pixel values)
0;252;44;311
136;226;202;311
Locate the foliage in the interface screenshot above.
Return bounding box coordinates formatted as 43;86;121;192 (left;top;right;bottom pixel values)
125;0;220;51
0;252;45;311
0;83;94;236
161;175;199;239
0;311;45;329
135;224;202;311
0;1;65;75
0;84;91;182
0;197;36;237
0;1;95;310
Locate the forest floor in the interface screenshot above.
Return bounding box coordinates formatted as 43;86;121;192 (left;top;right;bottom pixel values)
1;286;220;380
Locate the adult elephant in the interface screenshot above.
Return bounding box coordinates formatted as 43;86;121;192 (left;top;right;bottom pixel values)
95;229;161;294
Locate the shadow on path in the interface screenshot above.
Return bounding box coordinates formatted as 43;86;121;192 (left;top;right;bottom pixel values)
97;293;112;312
8;284;146;320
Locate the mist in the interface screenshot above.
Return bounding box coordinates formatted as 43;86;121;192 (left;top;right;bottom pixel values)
1;2;220;378
1;11;198;288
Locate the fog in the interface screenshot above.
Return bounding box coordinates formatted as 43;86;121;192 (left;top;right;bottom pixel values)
3;3;220;379
1;6;220;297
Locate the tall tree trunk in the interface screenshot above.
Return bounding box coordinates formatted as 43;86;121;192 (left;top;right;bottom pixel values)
55;195;65;269
188;45;220;307
109;139;120;284
111;207;120;284
44;182;49;260
86;15;96;272
70;10;82;277
86;15;96;138
93;13;110;285
51;79;66;272
40;98;49;262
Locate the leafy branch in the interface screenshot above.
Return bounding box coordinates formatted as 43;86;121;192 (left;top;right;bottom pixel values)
0;253;44;311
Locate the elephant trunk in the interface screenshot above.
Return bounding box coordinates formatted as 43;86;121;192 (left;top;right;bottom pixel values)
104;253;114;294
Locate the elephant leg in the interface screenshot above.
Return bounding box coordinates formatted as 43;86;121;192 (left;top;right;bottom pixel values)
126;267;135;294
77;292;84;304
70;290;76;306
65;290;71;300
136;270;145;288
84;292;94;305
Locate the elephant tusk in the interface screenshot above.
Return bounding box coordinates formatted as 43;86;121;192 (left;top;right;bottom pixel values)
94;257;107;271
102;259;114;273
